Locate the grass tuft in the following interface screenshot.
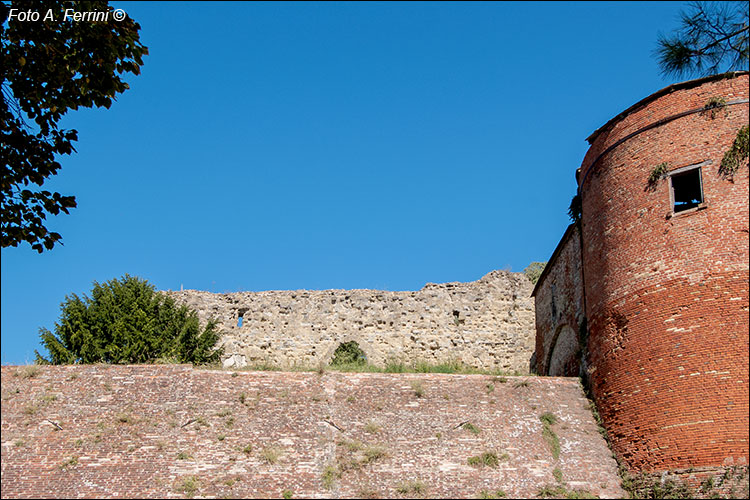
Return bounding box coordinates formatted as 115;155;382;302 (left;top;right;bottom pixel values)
462;422;481;435
260;446;281;464
467;451;499;468
322;465;340;490
396;480;426;496
410;380;425;397
540;412;561;460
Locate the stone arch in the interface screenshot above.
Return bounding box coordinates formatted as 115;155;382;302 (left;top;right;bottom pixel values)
321;336;376;365
546;324;579;377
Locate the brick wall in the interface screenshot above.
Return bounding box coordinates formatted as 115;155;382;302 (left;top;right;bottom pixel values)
532;224;585;376
1;365;624;499
579;73;749;473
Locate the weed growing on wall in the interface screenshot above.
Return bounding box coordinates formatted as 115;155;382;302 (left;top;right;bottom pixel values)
396;480;426;496
467;451;499;468
703;96;728;119
647;162;669;189
462;422;481;435
540;412;561;460
720;125;749;178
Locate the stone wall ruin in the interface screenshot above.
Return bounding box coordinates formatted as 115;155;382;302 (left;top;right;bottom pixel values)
166;270;536;374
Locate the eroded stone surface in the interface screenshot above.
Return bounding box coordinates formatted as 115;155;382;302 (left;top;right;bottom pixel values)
1;365;625;499
166;270;536;374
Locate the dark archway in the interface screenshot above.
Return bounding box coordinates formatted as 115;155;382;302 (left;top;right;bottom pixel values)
547;324;579;377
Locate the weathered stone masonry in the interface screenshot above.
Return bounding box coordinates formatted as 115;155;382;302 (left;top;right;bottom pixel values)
167;270;536;374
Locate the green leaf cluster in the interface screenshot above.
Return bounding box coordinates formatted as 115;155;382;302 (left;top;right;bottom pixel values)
524;262;547;285
647;162;669;187
2;1;148;252
35;275;222;365
567;193;582;223
654;2;748;79
720;124;749;178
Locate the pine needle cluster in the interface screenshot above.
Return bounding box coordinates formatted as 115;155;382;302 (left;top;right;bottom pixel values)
35;274;222;365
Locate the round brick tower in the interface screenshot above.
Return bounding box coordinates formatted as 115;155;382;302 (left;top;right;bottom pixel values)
578;73;749;476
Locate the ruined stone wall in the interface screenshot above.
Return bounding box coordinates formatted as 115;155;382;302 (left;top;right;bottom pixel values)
532;224;584;377
0;365;625;499
166;270;536;374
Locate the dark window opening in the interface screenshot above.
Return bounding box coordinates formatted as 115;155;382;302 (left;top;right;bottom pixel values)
330;341;367;368
671;167;703;213
237;310;247;328
452;310;464;325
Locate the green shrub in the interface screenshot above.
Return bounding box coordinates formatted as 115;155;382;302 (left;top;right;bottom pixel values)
329;341;367;367
35;275;222;365
524;262;547;285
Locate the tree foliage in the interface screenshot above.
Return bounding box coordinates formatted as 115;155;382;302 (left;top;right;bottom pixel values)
1;1;148;252
567;193;582;223
35;275;222;365
524;262;547;285
655;1;749;79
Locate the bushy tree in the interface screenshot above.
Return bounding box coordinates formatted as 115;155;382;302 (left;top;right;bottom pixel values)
524;262;547;285
1;1;148;252
330;341;367;367
655;1;749;78
35;275;222;365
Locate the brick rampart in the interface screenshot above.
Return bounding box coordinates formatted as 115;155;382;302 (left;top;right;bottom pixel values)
579;73;749;473
1;365;624;499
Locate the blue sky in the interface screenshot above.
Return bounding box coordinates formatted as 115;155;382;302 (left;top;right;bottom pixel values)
2;1;689;364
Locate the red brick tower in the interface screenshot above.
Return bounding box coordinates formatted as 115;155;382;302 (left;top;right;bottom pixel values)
578;73;749;476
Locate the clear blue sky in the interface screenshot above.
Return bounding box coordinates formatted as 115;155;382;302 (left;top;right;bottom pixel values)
2;1;688;364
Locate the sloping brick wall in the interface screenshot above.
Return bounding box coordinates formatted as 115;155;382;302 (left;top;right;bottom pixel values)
1;365;624;499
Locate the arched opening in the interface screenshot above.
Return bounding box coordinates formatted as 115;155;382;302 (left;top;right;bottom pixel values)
547;325;579;377
329;341;367;368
